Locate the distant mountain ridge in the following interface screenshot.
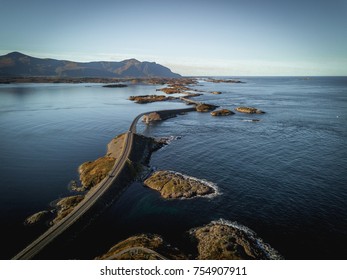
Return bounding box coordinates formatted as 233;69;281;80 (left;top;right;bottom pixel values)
0;52;181;78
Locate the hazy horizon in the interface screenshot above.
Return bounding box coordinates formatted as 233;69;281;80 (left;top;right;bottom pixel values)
1;0;347;76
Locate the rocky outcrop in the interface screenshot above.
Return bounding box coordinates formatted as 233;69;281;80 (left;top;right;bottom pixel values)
211;91;222;94
190;220;282;260
211;109;234;116
96;234;187;260
235;107;265;114
52;195;85;225
144;170;216;199
76;134;126;191
156;85;190;94
24;210;52;225
196;103;218;112
142;112;162;123
78;157;115;190
142;111;179;124
129;95;174;104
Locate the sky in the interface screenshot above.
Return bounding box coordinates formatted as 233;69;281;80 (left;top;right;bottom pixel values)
1;0;347;76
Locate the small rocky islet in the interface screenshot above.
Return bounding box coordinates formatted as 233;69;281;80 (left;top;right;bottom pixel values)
235;106;265;114
24;195;85;226
210;109;234;116
195;103;219;112
129;95;175;104
144;170;216;199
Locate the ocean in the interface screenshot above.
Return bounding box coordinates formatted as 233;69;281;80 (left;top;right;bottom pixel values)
0;77;346;259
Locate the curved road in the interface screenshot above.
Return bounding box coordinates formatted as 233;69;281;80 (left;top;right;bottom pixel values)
13;106;195;260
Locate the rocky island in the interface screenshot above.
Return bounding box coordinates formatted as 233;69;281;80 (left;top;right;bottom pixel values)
156;85;191;94
129;95;175;104
144;170;216;199
206;78;243;84
211;109;234;116
190;220;282;260
235;107;265;114
196;103;218;112
24;196;85;226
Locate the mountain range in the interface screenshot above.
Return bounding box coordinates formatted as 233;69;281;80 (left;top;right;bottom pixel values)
0;52;181;78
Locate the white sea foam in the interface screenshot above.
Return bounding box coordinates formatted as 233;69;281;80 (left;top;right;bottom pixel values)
155;135;182;145
241;119;260;122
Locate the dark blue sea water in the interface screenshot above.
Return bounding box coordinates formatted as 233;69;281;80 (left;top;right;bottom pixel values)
0;77;346;259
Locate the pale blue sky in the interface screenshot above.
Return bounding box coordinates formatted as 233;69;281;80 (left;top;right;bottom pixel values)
1;0;347;75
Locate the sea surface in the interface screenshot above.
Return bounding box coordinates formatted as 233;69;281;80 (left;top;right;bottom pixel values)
0;77;346;259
